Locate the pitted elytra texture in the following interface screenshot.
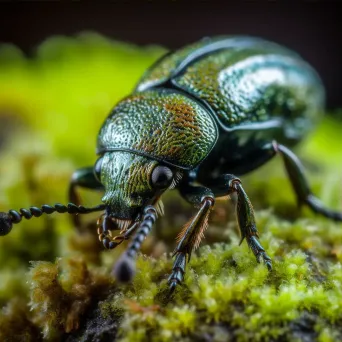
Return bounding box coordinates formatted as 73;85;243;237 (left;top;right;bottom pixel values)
136;35;297;93
136;38;216;91
97;89;217;169
174;50;324;128
136;35;324;141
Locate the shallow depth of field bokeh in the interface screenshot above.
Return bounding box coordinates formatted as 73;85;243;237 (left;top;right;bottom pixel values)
1;32;342;342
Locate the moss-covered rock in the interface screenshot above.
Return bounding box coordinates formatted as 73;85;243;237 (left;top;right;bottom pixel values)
1;32;342;342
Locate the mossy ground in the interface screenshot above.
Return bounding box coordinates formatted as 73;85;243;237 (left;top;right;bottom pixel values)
1;33;342;342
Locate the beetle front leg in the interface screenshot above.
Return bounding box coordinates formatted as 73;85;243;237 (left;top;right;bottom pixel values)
68;167;103;228
169;184;214;292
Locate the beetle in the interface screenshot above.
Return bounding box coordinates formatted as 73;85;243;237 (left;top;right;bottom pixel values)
0;35;341;293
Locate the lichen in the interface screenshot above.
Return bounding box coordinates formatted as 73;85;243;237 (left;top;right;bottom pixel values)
1;32;342;342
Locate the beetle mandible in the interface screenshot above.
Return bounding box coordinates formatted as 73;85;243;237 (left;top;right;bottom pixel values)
0;35;340;293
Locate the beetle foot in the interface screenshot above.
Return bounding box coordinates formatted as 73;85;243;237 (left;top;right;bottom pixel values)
168;280;179;295
167;252;187;295
167;269;184;293
247;236;272;271
258;251;272;271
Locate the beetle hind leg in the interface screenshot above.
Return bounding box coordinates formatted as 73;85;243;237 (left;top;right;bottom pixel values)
272;142;342;222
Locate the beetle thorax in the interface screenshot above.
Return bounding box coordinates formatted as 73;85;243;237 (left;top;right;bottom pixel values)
96;89;218;171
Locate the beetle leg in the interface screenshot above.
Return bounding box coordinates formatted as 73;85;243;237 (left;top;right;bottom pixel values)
204;174;272;270
271;142;342;221
68;167;104;228
170;184;215;293
231;178;272;270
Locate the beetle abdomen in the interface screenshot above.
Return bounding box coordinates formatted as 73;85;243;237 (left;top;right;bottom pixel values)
136;36;325;142
173;49;324;131
136;35;296;93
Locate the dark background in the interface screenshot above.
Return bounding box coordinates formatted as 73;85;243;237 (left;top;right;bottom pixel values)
1;1;342;110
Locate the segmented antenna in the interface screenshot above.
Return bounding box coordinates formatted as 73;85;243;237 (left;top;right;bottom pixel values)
0;203;106;236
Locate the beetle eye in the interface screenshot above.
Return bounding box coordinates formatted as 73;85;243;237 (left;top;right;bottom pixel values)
151;165;173;189
94;157;103;182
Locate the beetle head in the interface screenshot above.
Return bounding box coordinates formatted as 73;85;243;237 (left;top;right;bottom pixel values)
94;151;182;228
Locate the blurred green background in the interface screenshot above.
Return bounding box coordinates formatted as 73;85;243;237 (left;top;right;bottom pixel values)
0;32;169;270
1;31;342;342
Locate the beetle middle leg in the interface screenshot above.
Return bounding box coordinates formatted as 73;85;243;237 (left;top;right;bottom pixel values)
172;177;271;293
205;174;272;270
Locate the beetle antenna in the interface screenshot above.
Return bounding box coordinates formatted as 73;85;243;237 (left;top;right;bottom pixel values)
0;203;106;236
112;205;157;283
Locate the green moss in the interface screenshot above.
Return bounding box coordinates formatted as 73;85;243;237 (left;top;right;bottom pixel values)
1;32;342;341
0;298;42;342
29;256;114;340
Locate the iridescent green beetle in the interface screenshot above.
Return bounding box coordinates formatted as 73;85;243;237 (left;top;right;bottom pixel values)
0;36;340;292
